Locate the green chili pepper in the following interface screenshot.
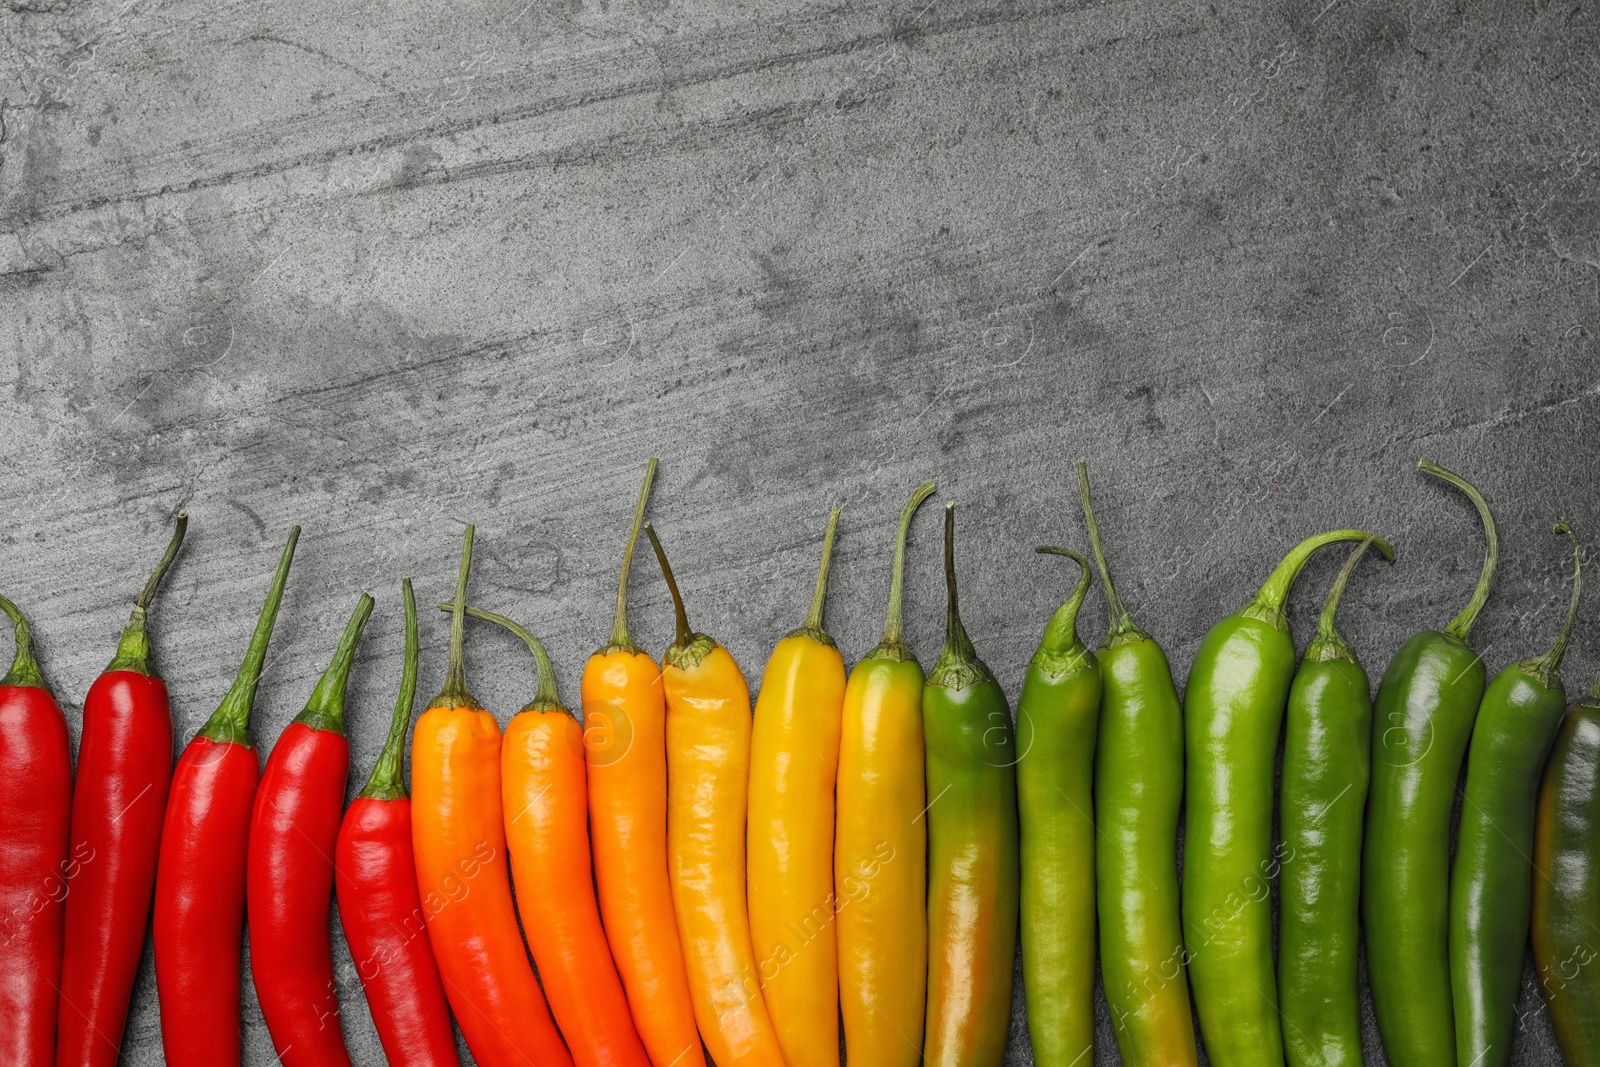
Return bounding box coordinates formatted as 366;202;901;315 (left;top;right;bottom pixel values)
1532;674;1600;1067
1184;522;1394;1067
923;502;1021;1067
1078;462;1198;1067
1363;459;1498;1067
1451;522;1582;1067
1277;536;1385;1067
1017;545;1101;1067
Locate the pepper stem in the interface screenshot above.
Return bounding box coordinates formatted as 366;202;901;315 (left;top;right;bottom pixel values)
361;578;418;800
447;605;567;714
1587;672;1600;705
644;522;718;670
1034;546;1092;658
1531;522;1582;683
645;522;691;650
1304;537;1379;664
0;594;47;691
942;505;975;659
294;592;374;735
107;513;188;676
432;525;480;709
1077;461;1142;644
928;503;992;688
200;527;300;746
1419;459;1499;642
792;506;841;645
1246;528;1395;628
870;480;935;661
604;458;658;655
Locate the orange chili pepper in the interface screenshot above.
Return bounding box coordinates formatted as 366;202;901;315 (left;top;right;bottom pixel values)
583;460;704;1067
748;507;845;1067
836;481;935;1067
410;527;573;1067
645;522;786;1067
445;604;651;1067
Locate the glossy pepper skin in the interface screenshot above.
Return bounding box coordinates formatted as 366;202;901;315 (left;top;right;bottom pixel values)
583;460;703;1067
1277;538;1381;1067
55;516;186;1067
1364;460;1497;1067
249;592;374;1067
922;503;1020;1067
749;507;846;1067
1016;547;1100;1067
645;523;786;1067
1077;462;1197;1067
152;527;298;1067
1184;525;1394;1067
452;605;651;1067
836;481;934;1067
410;528;574;1067
0;595;72;1067
1532;680;1600;1067
1451;523;1581;1067
334;579;460;1067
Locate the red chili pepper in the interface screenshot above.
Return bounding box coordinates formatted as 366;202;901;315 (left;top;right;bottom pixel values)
335;579;460;1067
249;591;374;1067
55;514;187;1067
0;595;73;1067
152;527;298;1067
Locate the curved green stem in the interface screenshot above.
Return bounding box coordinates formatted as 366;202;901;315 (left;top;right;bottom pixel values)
929;503;991;689
443;604;569;716
0;594;47;691
1034;546;1092;659
1077;461;1143;646
1304;536;1378;664
432;525;481;709
1530;522;1582;685
108;513;188;676
361;578;418;800
1245;528;1395;629
644;522;717;670
295;592;375;735
645;522;691;649
603;458;658;655
792;505;841;646
868;479;935;662
201;526;300;746
1419;459;1499;642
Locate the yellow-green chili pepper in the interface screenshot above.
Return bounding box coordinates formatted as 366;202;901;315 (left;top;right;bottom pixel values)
922;503;1020;1067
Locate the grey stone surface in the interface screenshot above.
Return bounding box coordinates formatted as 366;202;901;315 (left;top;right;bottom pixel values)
3;0;1598;1063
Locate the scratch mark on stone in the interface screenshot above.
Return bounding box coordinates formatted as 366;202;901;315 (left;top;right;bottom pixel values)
1313;384;1351;423
1449;246;1491;287
251;247;292;287
109;377;156;426
22;0;1114;231
239;34;393;92
1050;237;1108;286
1410;383;1600;444
652;245;693;285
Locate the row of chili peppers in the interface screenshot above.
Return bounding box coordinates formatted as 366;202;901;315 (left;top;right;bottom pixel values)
1;456;1598;1067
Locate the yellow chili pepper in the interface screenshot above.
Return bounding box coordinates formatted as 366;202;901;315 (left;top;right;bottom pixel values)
645;522;786;1067
836;481;936;1067
748;507;846;1067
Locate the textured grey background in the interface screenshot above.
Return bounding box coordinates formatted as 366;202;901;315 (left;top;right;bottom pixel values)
3;0;1598;1063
